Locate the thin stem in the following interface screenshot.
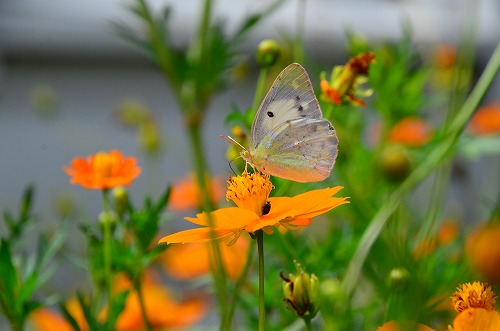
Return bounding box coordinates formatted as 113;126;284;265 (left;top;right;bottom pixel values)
134;278;152;331
342;42;500;297
101;189;113;331
304;318;312;331
252;67;269;113
223;239;256;330
294;0;305;63
256;230;265;331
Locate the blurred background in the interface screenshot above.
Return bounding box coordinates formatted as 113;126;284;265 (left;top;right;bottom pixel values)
0;0;499;317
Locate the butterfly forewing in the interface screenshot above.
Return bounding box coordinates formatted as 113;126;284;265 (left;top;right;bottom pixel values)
250;63;322;150
253;118;338;182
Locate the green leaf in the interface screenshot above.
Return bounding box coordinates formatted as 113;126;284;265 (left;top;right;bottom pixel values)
459;135;500;159
154;186;171;214
107;290;129;329
59;302;82;331
0;240;18;305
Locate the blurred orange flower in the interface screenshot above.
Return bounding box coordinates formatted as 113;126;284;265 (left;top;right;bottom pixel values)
159;235;250;280
64;150;141;190
158;171;348;245
29;297;88;331
101;272;207;331
466;224;500;284
468;102;500;136
168;173;226;212
453;308;500;331
29;308;73;331
388;117;434;147
414;219;459;257
320;52;375;107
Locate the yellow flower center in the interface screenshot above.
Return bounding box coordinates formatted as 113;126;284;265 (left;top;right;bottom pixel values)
93;152;118;178
451;281;497;313
226;171;273;216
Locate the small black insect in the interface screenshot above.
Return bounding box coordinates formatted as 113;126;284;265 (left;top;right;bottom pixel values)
267;111;274;117
262;201;271;215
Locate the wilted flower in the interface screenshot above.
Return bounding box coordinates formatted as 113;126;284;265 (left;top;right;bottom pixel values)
320;52;375;107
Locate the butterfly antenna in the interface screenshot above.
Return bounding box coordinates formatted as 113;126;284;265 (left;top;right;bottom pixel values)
220;135;247;151
228;159;237;176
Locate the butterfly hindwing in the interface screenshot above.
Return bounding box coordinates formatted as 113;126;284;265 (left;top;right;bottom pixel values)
252;118;338;182
250;63;322;149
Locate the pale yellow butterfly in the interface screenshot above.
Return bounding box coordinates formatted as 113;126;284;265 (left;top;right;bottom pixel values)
225;63;338;182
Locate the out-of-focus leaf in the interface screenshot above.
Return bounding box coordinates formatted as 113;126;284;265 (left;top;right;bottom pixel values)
154;186;171;214
459;135;500;159
59;302;82;331
107;290;129;329
0;240;18;305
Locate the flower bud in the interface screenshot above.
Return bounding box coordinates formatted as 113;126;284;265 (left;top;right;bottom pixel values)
379;144;412;182
387;267;410;291
98;210;118;234
112;186;128;216
281;261;320;320
256;39;281;68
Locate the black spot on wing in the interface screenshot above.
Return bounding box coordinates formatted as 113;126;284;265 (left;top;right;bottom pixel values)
267;111;274;117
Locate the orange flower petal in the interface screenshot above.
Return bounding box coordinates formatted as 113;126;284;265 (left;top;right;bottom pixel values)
378;320;436;331
388;117;434;147
29;308;73;331
453;308;500;331
468;102;500;135
158;228;235;244
185;207;260;229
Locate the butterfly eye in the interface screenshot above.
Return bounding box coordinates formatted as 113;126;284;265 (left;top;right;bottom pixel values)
262;201;271;215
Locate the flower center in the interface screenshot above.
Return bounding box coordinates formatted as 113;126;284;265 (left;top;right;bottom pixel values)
226;171;273;216
452;281;497;313
93;152;118;178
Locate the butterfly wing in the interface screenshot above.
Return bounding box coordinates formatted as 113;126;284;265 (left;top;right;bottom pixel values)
252;118;338;182
250;63;322;150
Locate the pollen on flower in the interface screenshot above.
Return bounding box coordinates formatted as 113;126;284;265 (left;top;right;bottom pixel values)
226;171;273;216
451;281;497;313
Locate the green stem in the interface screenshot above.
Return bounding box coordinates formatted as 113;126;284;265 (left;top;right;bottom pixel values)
342;42;500;297
101;189;113;331
256;230;265;331
294;0;305;63
252;67;269;113
304;318;312;331
134;278;152;331
223;239;256;330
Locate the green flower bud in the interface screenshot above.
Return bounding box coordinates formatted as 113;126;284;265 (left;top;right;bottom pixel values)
112;186;128;217
379;144;412;182
98;210;118;234
387;267;410;291
281;261;320;320
256;39;281;68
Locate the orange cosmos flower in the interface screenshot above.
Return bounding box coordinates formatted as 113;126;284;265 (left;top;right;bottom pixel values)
158;171;348;245
450;281;500;331
377;320;435;331
159;235;249;280
101;272;207;331
168;173;226;212
388;117;434;147
64;150;141;189
466;224;500;284
468;102;500;136
320;52;375;107
29;308;73;331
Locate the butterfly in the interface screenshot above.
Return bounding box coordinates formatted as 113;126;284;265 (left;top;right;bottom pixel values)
225;63;338;183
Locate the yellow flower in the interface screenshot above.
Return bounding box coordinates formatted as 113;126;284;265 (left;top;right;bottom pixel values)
320;52;375;107
64;150;141;190
158;171;348;245
451;281;497;313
